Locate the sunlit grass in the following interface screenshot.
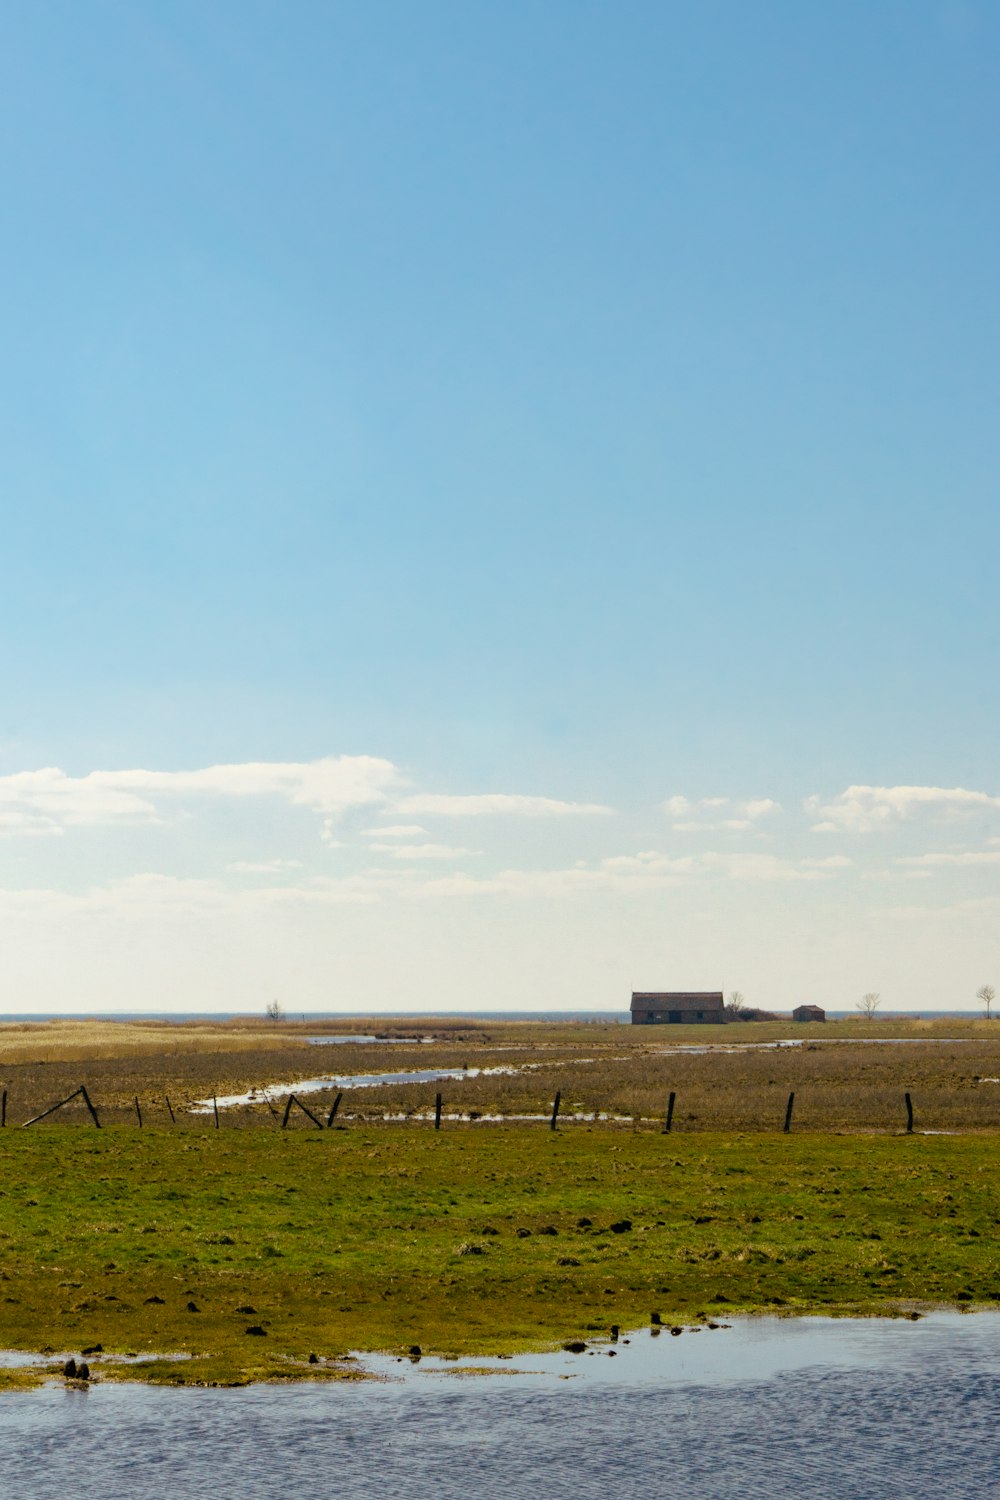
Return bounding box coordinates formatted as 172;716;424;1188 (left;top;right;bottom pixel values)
0;1127;997;1383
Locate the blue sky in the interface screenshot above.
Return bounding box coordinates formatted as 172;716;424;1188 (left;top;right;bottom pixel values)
1;1;998;1012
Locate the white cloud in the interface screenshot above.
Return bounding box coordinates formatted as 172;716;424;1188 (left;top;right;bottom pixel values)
398;793;613;817
368;843;481;861
0;809;67;838
227;859;303;874
661;795;781;831
745;798;781;820
0;757;400;838
397;849;835;896
386;847;842;895
662;796;691;817
896;851;1000;869
807;785;1000;833
0;768;158;834
0;759;621;849
362;824;427;838
697;852;834;883
107;756;401;813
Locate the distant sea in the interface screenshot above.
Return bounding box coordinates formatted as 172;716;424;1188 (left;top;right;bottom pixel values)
0;1009;986;1023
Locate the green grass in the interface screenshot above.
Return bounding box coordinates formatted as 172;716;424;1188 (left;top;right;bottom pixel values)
0;1126;998;1384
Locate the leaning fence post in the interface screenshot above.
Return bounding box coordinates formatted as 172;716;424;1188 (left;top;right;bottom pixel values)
281;1095;293;1129
783;1092;795;1133
164;1095;176;1124
212;1094;220;1130
134;1096;143;1128
663;1091;676;1134
326;1092;342;1127
22;1087;83;1127
550;1090;561;1131
24;1085;101;1129
79;1085;102;1129
434;1092;442;1131
287;1094;324;1128
905;1092;913;1133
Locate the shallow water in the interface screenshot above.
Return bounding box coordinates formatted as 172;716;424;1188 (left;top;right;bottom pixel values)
192;1063;532;1113
306;1034;435;1045
656;1036;978;1055
2;1315;998;1498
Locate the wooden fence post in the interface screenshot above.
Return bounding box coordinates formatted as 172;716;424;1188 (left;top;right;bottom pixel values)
294;1095;324;1128
783;1092;795;1133
281;1093;323;1128
663;1091;676;1134
134;1097;143;1128
550;1090;561;1131
434;1092;442;1131
164;1096;176;1124
23;1085;101;1129
212;1094;220;1129
326;1092;342;1127
1;1089;6;1127
79;1085;101;1129
905;1092;913;1133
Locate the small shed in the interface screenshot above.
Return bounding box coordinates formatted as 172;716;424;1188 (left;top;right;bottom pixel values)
630;992;726;1025
792;1004;826;1023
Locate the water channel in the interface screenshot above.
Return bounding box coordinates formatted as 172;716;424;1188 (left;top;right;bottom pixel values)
1;1314;997;1498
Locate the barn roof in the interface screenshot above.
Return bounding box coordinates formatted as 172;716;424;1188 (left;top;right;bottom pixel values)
630;991;724;1011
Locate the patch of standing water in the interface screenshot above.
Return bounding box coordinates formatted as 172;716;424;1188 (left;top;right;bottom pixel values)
357;1309;999;1388
191;1063;538;1113
306;1035;436;1046
657;1037;981;1055
1;1314;999;1500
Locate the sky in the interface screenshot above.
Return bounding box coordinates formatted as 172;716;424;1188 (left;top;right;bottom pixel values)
1;1;998;1014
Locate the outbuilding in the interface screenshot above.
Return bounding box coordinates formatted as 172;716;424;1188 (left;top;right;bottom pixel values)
630;992;726;1025
792;1004;826;1022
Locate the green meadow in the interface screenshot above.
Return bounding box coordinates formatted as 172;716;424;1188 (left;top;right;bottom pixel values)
0;1125;997;1386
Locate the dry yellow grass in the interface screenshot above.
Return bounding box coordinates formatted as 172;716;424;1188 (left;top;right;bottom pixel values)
0;1019;312;1065
3;1015;1000;1131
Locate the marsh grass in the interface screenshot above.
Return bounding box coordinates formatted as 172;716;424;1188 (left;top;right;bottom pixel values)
0;1127;998;1385
3;1017;1000;1132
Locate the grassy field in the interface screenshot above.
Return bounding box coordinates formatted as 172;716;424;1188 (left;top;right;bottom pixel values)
1;1016;999;1387
0;1126;998;1387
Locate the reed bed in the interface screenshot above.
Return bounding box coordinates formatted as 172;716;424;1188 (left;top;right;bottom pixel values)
4;1016;1000;1132
0;1020;314;1064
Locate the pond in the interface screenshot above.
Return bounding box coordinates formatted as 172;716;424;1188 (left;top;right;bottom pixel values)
1;1314;997;1498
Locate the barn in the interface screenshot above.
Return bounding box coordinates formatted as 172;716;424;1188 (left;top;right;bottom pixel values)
630;991;726;1025
792;1004;826;1023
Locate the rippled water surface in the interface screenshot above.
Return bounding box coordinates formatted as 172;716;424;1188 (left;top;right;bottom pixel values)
2;1315;999;1499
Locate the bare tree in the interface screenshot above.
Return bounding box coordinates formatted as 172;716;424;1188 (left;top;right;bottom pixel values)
265;999;285;1021
725;991;747;1019
977;984;996;1021
856;991;881;1020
